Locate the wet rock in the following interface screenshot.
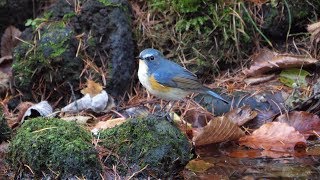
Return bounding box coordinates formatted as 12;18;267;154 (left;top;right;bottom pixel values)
98;115;192;178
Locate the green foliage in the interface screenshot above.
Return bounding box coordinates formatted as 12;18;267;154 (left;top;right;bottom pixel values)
279;68;310;88
145;0;254;72
25;12;52;29
98;116;192;178
8;117;102;179
98;0;120;7
62;12;76;21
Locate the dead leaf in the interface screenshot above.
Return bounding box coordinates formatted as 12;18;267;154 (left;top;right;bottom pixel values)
15;102;34;125
276;111;320;136
61;115;92;124
239;122;306;151
260;150;292;158
244;74;276;85
228;149;262;158
62;90;109;113
81;80;103;97
193;116;245;146
0;55;12;64
91;118;126;134
306;145;320;156
225;106;257;126
243;49;318;77
307;21;320;45
184;109;214;128
185;159;214;173
1;26;21;57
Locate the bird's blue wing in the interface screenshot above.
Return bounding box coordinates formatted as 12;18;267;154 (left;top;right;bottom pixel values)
152;59;202;90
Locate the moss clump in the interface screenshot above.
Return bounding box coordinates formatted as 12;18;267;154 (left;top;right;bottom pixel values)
98;116;192;178
8;117;102;179
13;23;73;87
0;109;11;143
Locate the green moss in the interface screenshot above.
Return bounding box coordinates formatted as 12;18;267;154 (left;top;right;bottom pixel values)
8;117;102;179
13;22;73;87
0;109;11;143
98;116;192;178
98;0;120;7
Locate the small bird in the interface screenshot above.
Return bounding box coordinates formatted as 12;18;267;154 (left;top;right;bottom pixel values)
138;48;228;103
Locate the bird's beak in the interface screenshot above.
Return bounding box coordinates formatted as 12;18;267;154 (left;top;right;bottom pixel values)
135;56;140;60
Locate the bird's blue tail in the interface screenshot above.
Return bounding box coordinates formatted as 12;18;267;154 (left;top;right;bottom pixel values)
206;90;229;104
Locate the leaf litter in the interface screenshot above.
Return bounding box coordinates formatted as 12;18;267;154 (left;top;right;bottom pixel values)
0;17;320;179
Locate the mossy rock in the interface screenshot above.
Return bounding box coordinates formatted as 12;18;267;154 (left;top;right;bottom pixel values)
8;117;102;179
13;22;81;96
98;116;192;178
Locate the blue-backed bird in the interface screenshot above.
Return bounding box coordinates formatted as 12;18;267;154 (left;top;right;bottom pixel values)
137;48;228;104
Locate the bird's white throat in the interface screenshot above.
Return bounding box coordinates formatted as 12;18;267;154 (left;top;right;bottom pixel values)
138;60;150;91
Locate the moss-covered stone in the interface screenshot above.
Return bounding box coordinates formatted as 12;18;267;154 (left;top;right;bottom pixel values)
0;109;11;143
98;116;192;178
13;23;75;85
261;0;320;38
8;117;102;179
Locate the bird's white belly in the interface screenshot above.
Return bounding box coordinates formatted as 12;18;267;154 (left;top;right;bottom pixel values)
138;60;189;100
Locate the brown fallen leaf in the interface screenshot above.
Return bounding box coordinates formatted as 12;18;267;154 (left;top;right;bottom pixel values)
225;106;257;126
183;109;214;128
81;79;103;97
193;116;245;146
244;74;276;85
185;159;215;173
239;122;306;152
307;21;320;45
276;111;320;136
243;49;318;77
91;118;126;133
1;26;21;57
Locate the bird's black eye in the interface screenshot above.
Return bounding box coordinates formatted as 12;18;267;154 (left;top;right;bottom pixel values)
150;56;154;60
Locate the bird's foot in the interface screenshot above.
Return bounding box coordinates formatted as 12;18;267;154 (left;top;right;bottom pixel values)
154;111;174;122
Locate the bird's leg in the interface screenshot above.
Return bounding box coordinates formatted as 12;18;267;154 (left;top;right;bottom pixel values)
154;100;171;117
157;101;177;122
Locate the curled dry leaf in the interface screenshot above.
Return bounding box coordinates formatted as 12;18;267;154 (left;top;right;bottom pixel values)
193;116;245;146
243;49;318;77
1;26;21;57
276;111;320;136
22;101;53;123
225;106;257;126
239;122;306;152
61;90;110;113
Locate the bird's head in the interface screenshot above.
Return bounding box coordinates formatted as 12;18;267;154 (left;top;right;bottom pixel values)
138;48;164;72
